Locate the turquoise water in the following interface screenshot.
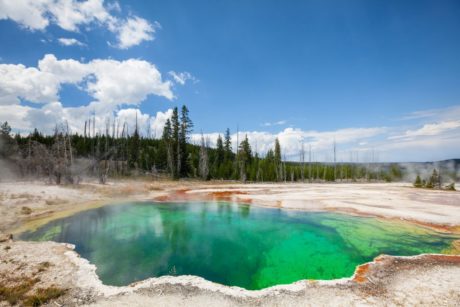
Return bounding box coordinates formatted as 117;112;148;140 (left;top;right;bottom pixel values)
19;201;458;290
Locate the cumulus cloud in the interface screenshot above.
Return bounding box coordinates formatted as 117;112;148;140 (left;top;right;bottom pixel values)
115;17;158;49
0;0;157;48
0;54;174;107
0;0;51;30
58;37;86;47
0;104;31;130
0;53;175;135
0;63;60;104
87;58;174;103
0;0;110;31
168;71;197;85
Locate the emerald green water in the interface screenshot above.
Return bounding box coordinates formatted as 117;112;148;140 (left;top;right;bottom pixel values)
19;201;458;290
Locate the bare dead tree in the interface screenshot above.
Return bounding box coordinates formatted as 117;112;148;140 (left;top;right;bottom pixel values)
300;142;305;182
333;139;336;182
283;153;287;182
198;133;209;180
51;123;74;184
235;125;239;179
309;144;312;183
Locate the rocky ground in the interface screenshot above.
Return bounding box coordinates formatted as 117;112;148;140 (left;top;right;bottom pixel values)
0;179;459;306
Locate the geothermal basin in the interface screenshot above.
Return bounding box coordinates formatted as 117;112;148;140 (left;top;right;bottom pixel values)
19;200;459;290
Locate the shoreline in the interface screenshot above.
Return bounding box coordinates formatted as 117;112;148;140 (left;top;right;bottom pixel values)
1;179;460;306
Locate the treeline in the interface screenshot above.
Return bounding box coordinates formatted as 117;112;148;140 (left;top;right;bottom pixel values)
0;106;405;184
414;169;455;190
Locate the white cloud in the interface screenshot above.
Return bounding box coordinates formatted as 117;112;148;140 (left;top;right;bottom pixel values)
168;71;197;85
0;104;31;130
400;105;460;121
87;58;173;103
0;0;51;30
0;52;176;137
0;0;110;31
0;0;157;48
389;120;460;140
0;54;174;107
106;1;121;13
261;120;286;127
48;0;111;31
116;17;157;49
58;37;86;47
38;54;90;83
0;63;60;104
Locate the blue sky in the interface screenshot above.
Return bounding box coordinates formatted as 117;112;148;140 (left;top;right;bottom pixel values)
0;0;459;162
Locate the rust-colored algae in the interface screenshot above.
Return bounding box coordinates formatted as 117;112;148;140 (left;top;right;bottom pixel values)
154;189;252;204
353;263;370;283
153;188;193;202
424;254;460;264
207;190;249;202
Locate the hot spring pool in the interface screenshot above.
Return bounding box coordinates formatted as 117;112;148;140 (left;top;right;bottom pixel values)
19;201;458;290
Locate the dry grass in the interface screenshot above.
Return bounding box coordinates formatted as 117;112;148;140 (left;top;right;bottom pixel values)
10;193;33;200
0;276;65;306
146;184;163;191
23;287;66;307
20;207;32;215
36;262;51;273
45;199;58;206
0;277;39;305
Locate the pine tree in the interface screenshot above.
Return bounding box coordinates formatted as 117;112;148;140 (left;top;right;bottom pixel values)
216;134;224;165
224;128;232;158
428;169;441;189
238;135;252;181
170;107;180;178
179;105;193;177
162;119;174;176
274;138;282;181
414;174;422;188
128;112;140;169
0;121;17;158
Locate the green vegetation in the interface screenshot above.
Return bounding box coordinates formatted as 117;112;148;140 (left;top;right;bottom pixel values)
413;169;455;190
414;175;423;188
0;107;412;183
